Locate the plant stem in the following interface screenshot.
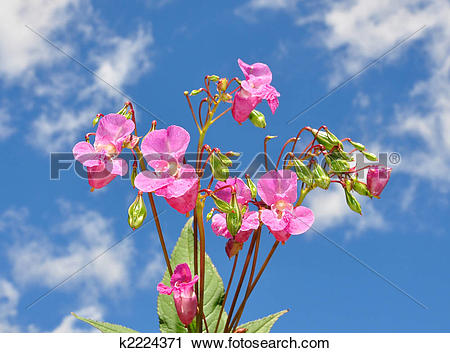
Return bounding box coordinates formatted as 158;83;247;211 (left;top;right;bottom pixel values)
134;146;173;276
195;201;206;333
214;253;239;333
296;187;310;207
224;230;258;332
231;240;279;331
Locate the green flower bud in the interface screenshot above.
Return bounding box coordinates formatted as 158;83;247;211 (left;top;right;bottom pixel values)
311;129;343;150
217;78;228;91
245;175;257;199
345;179;352;192
208;75;220;82
349;140;365;152
128;193;147;230
352;179;373;197
249;110;266;128
217;152;232;167
327;158;350;173
344;189;362;215
313;163;330;189
190;88;202;96
206;209;215;221
92;115;100;127
210;153;229;181
362;150;378;161
211;194;233;213
226;192;242;237
292;158;314;187
130;167;137;188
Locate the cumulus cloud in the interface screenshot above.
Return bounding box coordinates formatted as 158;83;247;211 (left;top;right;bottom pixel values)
0;279;20;332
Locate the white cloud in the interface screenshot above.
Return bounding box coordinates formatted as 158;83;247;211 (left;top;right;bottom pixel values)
0;279;20;332
5;201;134;301
0;0;82;81
306;186;386;239
138;252;165;288
353;92;370;109
0;107;16;140
235;0;300;20
52;305;103;333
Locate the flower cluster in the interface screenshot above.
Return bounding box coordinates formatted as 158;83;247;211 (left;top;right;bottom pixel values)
72;58;391;333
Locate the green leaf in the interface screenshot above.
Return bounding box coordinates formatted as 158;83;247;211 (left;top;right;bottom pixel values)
158;217;227;333
71;313;139;333
238;310;288;333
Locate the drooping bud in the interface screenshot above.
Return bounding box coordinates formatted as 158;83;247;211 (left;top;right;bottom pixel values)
210;153;229;181
311;129;343;150
352;178;372;197
312;163;330;189
217;152;232;167
362;150;378;161
210;194;233;213
128;192;147;230
92;114;101;127
349;140;365;152
226;191;242;237
130;166;137;188
209;75;220;82
292;158;314;187
217;78;228;91
345;179;352;192
248;110;266;128
344;189;362;215
225;239;243;259
326;156;350;173
367;166;391;197
190;88;202;96
173;285;198;326
206;208;215;221
245;174;257;199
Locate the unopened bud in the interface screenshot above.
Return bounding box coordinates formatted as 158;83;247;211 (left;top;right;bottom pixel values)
211;194;233;213
128;192;147;230
226;192;242;237
327;157;350;173
217;152;232;167
349;140;365;152
245;175;257;199
352;178;372;197
362;150;378;161
210;153;229;181
313;163;330;189
190;88;202;96
206;208;215;221
293;158;314;187
344;189;362;215
217;78;228;91
249;110;266;128
92;114;101;127
130;166;137;188
209;75;220;82
311;129;343;150
367;166;391;197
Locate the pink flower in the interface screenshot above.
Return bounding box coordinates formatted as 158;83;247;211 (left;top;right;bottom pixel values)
257;170;314;243
211;177;259;243
157;263;199;326
231;59;280;123
367;166;391;197
73;114;135;189
134;125;199;213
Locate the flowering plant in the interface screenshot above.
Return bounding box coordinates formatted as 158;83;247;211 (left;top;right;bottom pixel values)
71;59;390;333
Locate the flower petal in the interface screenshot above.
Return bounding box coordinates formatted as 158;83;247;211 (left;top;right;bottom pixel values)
95;114;135;152
157;283;173;295
170;263;192;287
287;206;315;235
240;211;260;231
134;170;174;193
73;141;102;168
141;125;190;162
237;58;272;84
106;158;128;176
215;177;252;205
257;169;298;206
260;209;288;231
270;229;291;243
231;88;261;123
87;164;116;189
155;164;198;198
211;213;231;239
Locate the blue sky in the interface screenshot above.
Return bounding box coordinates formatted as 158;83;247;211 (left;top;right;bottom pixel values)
0;0;449;332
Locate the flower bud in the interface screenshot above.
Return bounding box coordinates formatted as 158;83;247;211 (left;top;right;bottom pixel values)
349;140;365;152
225;239;243;259
128;192;147;230
312;163;330;189
248;110;266;128
352;178;372;197
190;88;202;96
245;175;257;199
210;153;229;181
292;158;314;187
217;152;232;167
226;192;242;237
210;194;233;213
367;166;391;197
311;129;343;150
326;156;350;173
217;78;228;91
130;166;137;188
173;285;198;326
344;189;362;215
92;114;101;127
362;150;378;161
209;75;220;82
206;208;215;221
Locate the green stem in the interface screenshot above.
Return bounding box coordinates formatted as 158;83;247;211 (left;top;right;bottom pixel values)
296;187;311;207
195;201;206;333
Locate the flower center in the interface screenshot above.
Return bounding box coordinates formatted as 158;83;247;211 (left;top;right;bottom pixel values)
272;199;293;219
96;143;118;159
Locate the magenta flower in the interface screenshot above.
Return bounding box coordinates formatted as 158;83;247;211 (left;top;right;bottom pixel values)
157;263;199;326
367;166;392;197
73;114;135;189
134;125;199;213
257;170;314;243
211;177;259;244
231;58;280;123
